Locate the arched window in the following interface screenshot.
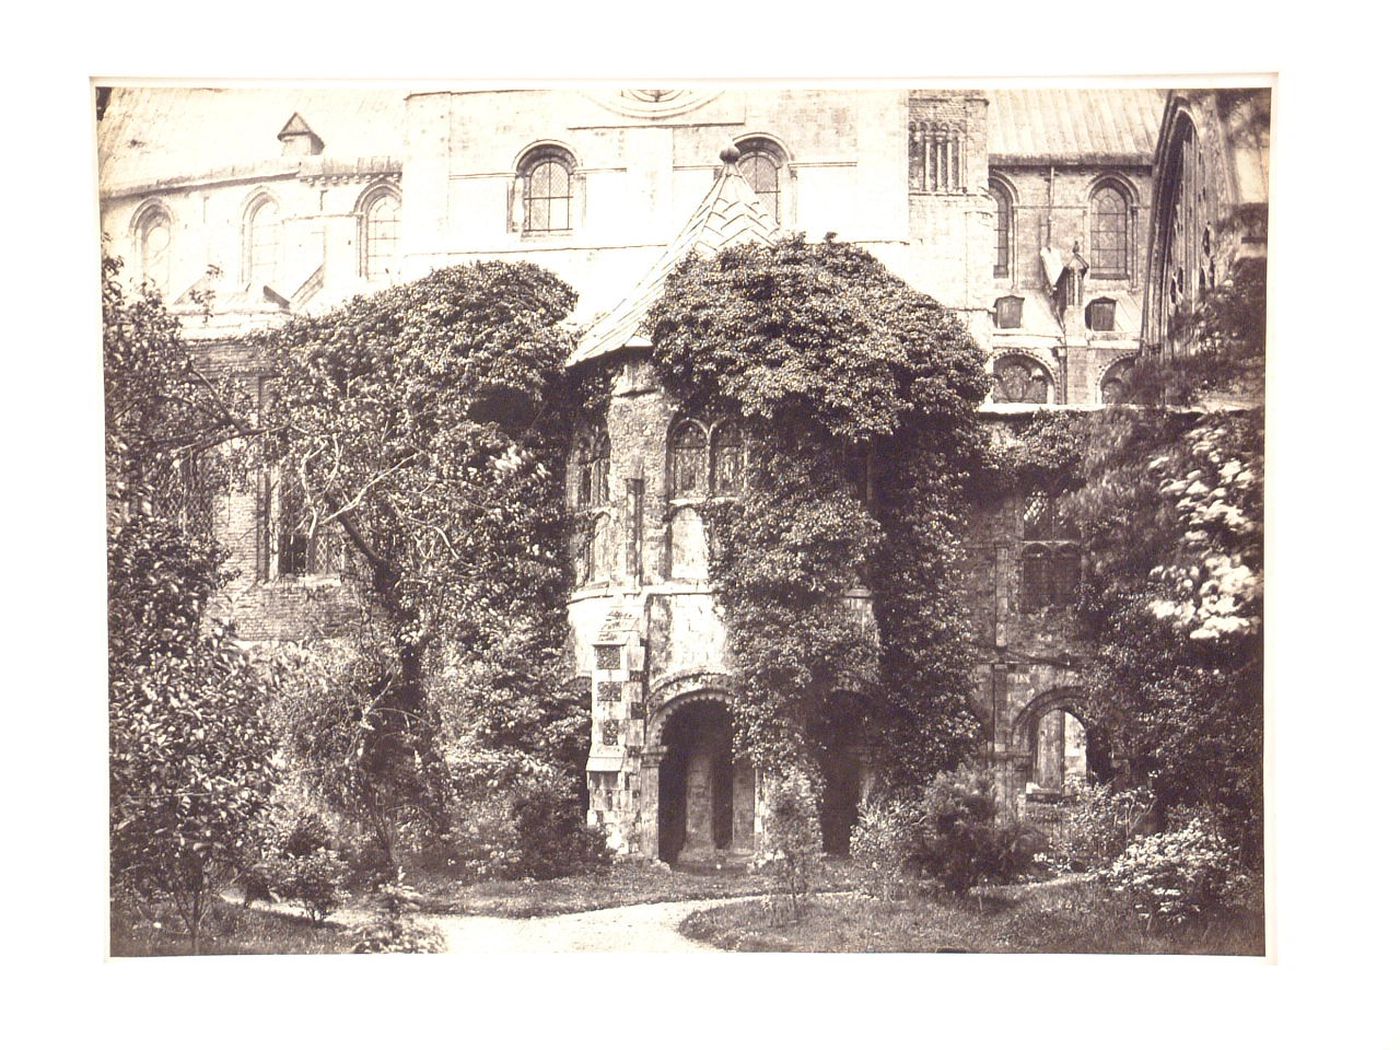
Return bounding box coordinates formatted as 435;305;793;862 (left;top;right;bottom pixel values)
137;206;172;298
990;181;1012;278
670;420;708;498
245;195;281;287
576;427;610;508
992;355;1053;404
711;422;745;496
1090;183;1129;279
361;189;400;281
736;140;784;224
1100;358;1136;405
520;147;575;233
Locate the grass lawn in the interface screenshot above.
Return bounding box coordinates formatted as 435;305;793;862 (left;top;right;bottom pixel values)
678;877;1265;955
406;857;857;918
110;896;358;956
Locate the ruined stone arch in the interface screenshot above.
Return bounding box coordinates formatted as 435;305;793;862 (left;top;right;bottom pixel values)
645;670;736;748
1010;686;1120;789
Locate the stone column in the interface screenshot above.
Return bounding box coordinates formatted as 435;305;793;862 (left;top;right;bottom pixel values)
639;746;666;859
679;747;715;861
1035;710;1065;792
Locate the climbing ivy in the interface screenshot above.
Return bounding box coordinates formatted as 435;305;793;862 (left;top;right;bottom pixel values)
648;235;989;780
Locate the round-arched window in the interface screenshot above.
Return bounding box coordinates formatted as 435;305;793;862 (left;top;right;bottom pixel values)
670;420;708;498
992;355;1053;404
1090;184;1129;279
246;196;281;286
521;149;574;233
138;207;171;297
736;141;783;223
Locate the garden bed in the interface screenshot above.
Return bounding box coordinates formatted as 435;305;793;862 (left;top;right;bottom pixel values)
678;877;1264;954
110;896;358;956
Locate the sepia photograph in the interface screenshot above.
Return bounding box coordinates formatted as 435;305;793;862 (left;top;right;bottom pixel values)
97;80;1270;958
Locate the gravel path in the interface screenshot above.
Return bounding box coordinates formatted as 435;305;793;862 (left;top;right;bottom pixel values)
225;891;758;953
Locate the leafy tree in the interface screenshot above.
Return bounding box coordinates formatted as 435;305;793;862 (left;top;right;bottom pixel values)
647;235;989;781
105;250;275;949
251;262;587;864
1071;256;1266;863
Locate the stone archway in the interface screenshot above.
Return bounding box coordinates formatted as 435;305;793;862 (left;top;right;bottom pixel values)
642;678;755;868
1008;688;1116;799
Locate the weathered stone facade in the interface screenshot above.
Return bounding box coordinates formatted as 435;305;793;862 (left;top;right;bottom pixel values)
97;84;1240;863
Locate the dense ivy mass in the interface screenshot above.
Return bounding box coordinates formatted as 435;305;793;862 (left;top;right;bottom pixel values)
250;262;591;864
647;235;990;781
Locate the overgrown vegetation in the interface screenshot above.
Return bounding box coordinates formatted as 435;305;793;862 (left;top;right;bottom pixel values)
106;250;276;951
250;262;596;876
647;234;989;785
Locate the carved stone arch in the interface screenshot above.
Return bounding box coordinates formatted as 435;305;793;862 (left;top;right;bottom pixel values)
645;670;736;748
1095;351;1140;405
1009;687;1093;753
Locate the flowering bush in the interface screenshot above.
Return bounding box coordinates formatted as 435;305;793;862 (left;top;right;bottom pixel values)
850;796;921;900
1043;784;1155;874
1102;818;1249;928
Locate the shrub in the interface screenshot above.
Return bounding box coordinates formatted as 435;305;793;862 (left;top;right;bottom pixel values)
265;848;351;925
351;880;445;954
1102;817;1249;929
439;795;524;881
512;777;611;880
1044;783;1155;874
761;769;824;921
912;765;1038;897
850;796;921;900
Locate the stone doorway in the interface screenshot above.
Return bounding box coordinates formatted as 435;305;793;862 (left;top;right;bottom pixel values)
657;698;755;868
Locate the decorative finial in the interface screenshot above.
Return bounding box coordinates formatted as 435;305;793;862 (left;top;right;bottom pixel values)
720;144;740;166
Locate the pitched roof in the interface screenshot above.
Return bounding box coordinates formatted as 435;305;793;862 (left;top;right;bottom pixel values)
97;86;405;194
987;89;1167;165
568;151;781;366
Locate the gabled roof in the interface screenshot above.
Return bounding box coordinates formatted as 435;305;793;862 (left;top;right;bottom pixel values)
277;112;324;153
568;148;781;366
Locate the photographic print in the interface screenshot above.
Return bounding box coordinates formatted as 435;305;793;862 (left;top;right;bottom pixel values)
99;81;1268;956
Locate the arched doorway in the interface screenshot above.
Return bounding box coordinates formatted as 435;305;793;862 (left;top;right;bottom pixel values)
657;697;755;868
1011;690;1116;800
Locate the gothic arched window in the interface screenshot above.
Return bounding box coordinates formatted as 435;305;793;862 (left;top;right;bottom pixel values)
1090;183;1129;279
576;427;611;508
137;205;172;297
520;147;575;233
992;355;1053;404
711;422;745;496
670;420;708;498
245;195;281;287
991;180;1012;278
736;140;784;224
361;188;401;281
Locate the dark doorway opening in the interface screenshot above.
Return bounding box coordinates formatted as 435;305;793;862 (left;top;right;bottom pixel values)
817;746;862;855
658;698;754;868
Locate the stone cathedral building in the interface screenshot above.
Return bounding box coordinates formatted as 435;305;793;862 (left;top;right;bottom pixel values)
97;84;1268;865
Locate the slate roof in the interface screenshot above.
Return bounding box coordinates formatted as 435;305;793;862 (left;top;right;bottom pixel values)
97;86;406;194
568;154;781;366
987;90;1167;165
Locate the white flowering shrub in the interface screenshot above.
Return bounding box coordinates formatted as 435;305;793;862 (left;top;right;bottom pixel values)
850;796;921;900
1102;818;1248;928
1044;784;1155;874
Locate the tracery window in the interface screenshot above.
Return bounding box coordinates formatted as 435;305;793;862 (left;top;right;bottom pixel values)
361;189;400;280
1021;489;1080;609
670;420;709;499
519;147;575;234
991;180;1012;277
576;427;611;508
1090;184;1130;279
736;140;783;224
245;195;281;287
991;355;1053;404
711;422;745;496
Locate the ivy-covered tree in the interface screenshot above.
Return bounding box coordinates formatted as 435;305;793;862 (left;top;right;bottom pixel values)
250;262;588;863
105;250;275;949
1072;256;1266;863
647;235;989;781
